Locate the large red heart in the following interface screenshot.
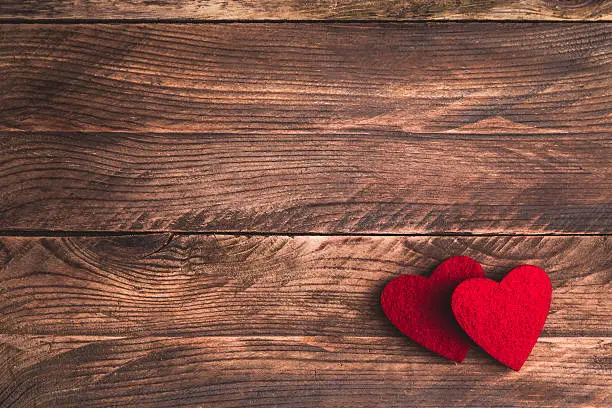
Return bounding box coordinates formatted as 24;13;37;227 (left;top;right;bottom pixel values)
380;256;484;362
451;265;552;371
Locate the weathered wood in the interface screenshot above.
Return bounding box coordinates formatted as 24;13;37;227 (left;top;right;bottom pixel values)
0;235;609;337
0;18;609;408
1;131;609;233
0;0;610;21
0;335;609;407
0;24;610;134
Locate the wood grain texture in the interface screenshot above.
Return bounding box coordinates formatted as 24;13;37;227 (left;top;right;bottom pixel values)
1;0;610;21
0;18;610;408
0;335;610;407
1;131;610;233
0;235;609;337
0;24;610;134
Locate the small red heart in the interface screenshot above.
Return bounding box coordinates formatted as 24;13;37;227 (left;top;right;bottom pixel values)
381;256;484;362
451;265;552;371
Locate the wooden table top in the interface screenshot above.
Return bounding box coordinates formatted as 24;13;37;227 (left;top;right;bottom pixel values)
0;2;610;407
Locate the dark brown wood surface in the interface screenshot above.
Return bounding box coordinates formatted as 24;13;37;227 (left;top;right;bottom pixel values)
1;0;611;21
1;24;610;134
1;23;610;234
0;235;609;337
0;234;609;407
1;335;609;407
0;8;610;408
1;131;609;233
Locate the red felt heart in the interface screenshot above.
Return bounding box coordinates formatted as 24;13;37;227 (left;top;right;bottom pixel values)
451;265;552;371
381;256;484;362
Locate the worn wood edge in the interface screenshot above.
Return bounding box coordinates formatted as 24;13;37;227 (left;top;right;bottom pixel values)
0;335;609;407
0;234;608;337
0;0;610;21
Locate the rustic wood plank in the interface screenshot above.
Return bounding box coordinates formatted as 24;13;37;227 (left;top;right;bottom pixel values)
0;335;609;407
0;235;609;337
1;131;609;233
0;24;610;134
1;0;610;21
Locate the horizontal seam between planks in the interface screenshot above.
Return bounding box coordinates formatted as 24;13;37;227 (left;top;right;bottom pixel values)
0;334;608;339
0;19;610;24
0;230;609;237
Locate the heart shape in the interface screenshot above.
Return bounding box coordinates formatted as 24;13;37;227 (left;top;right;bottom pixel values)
451;265;552;371
381;256;484;362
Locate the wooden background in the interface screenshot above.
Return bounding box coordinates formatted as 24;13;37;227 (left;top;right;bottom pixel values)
0;1;610;407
